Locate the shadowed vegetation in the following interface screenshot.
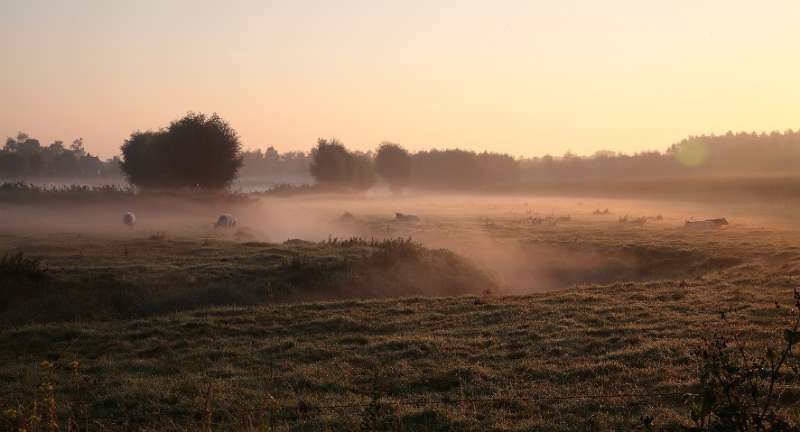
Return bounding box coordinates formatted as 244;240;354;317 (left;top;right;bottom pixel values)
0;238;495;325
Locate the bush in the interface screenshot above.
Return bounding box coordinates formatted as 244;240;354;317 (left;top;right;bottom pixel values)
120;112;243;189
685;291;800;431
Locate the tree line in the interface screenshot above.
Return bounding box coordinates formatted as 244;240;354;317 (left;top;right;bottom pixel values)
0;133;120;179
5;112;800;191
113;113;519;191
239;147;310;179
306;139;520;191
520;130;800;181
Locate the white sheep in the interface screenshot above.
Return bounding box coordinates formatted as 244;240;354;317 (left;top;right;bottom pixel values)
215;214;237;228
123;211;136;228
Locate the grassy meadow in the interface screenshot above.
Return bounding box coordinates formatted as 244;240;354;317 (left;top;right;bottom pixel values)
1;194;799;430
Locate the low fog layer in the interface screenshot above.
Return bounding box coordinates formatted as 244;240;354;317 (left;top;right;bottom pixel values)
2;192;794;294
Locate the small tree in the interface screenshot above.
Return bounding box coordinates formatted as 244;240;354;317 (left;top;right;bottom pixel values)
309;138;351;186
119;112;243;189
374;142;411;193
309;139;377;190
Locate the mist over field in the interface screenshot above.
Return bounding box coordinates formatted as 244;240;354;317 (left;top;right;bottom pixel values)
2;190;796;296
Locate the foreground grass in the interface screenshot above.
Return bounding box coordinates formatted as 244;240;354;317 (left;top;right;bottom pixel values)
1;281;797;431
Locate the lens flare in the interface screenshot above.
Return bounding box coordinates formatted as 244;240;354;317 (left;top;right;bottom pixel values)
674;140;710;167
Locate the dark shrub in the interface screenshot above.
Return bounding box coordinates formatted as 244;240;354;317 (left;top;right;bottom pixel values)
120;112;243;189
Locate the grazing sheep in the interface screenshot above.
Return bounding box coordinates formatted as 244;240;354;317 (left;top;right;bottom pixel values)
123;212;136;228
395;212;420;222
685;218;728;229
215;214;237;228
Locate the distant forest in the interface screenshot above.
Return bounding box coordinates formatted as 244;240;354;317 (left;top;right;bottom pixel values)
0;133;120;179
3;129;800;190
520;130;800;181
239;147;310;178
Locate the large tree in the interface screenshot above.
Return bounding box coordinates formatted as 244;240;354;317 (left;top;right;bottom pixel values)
120;112;244;189
374;142;411;193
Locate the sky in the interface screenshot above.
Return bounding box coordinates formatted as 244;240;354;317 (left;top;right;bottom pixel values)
2;0;799;159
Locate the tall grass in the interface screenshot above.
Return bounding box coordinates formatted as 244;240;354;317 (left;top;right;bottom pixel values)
0;181;134;204
0;181;255;204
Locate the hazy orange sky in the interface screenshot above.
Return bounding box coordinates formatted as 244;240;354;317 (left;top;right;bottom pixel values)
2;0;799;159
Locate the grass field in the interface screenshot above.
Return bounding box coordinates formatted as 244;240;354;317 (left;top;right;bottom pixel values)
1;194;799;430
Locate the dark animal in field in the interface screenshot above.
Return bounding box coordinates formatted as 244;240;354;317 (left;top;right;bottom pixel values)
338;212;357;222
215;214;237;228
395;213;420;222
123;212;136;228
592;208;610;215
685;218;729;229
